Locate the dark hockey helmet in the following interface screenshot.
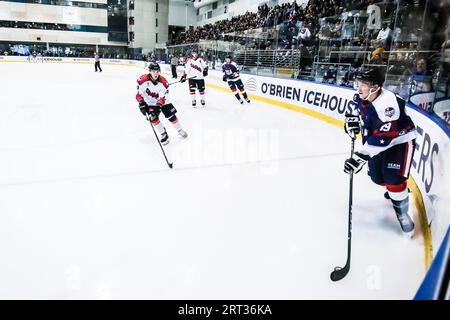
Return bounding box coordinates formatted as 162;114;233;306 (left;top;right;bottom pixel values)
356;67;385;86
148;62;161;72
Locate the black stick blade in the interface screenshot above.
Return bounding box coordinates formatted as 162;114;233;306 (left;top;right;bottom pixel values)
330;265;350;282
168;162;173;169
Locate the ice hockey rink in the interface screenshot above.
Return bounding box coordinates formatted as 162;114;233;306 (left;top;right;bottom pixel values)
0;62;426;299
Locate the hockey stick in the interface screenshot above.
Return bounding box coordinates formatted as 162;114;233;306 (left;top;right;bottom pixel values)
330;137;355;282
168;76;197;86
145;113;173;169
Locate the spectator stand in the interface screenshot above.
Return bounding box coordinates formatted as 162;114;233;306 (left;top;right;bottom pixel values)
164;0;450;125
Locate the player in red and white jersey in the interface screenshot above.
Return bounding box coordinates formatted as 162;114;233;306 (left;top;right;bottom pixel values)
180;51;209;107
136;62;188;145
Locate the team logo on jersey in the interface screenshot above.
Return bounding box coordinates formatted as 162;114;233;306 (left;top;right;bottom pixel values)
245;78;258;91
387;163;401;170
384;107;395;118
145;88;159;99
190;64;202;72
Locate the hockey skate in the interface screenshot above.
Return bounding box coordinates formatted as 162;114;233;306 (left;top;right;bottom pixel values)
160;130;169;145
192;100;197;107
238;99;244;104
396;211;415;236
178;129;188;139
200;99;206;107
391;198;415;236
245;98;251;103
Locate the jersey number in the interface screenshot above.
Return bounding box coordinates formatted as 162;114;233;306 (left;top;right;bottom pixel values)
379;123;392;132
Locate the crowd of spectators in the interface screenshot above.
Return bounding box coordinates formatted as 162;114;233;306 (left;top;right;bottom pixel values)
0;20;84;32
2;47;130;59
168;0;441;97
171;0;378;47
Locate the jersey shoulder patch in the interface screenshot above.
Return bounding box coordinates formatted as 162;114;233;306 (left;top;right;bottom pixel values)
372;89;400;122
137;74;150;85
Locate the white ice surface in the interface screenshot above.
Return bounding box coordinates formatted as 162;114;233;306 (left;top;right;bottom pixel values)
0;62;425;299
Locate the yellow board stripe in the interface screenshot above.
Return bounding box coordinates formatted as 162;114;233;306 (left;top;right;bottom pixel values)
206;82;343;128
408;179;433;269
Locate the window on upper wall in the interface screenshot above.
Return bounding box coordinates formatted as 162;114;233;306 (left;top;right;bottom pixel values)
129;17;135;25
129;0;134;10
129;31;134;42
212;2;218;10
108;1;128;42
156;18;158;27
156;2;158;12
197;9;199;15
156;33;158;43
207;11;212;19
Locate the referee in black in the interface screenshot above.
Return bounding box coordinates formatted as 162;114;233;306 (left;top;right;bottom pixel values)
94;52;102;72
170;54;178;78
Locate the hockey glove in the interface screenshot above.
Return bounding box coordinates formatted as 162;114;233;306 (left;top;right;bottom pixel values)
138;100;148;116
147;109;158;121
344;113;361;139
203;68;208;77
222;75;227;82
344;152;369;174
156;97;165;107
180;75;187;83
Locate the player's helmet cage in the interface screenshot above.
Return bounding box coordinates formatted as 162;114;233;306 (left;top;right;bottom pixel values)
148;62;161;72
356;67;385;86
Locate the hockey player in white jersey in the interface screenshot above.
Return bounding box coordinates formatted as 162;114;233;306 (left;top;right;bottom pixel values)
180;51;208;107
136;62;188;145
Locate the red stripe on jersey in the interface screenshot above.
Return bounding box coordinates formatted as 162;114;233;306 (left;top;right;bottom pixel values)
158;75;169;89
386;182;407;193
136;93;144;103
373;130;398;138
137;74;150;85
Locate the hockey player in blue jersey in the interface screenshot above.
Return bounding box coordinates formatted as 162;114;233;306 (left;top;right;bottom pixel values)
222;56;250;104
344;67;417;235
